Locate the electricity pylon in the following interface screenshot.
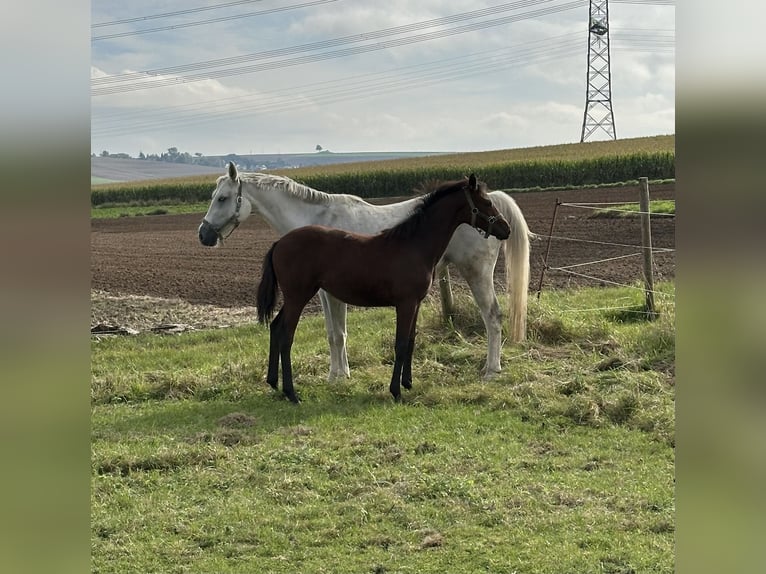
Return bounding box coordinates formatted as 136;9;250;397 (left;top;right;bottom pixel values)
580;0;616;142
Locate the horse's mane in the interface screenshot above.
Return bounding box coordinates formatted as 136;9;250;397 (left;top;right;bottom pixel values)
383;178;473;240
240;172;334;205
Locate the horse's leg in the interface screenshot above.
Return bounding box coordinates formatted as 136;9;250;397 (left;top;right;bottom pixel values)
278;303;304;404
436;260;454;325
390;302;418;401
401;302;421;390
318;289;338;379
455;253;504;378
318;290;350;381
266;309;284;390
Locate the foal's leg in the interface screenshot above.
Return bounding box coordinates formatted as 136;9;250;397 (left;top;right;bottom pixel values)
401;302;421;390
318;290;351;381
278;304;305;404
266;309;284;390
390;302;418;401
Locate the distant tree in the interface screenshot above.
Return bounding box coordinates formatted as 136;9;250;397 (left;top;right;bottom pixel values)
100;150;109;157
315;144;323;151
138;151;146;159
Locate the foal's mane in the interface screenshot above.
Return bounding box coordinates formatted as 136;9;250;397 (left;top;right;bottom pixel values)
382;178;472;240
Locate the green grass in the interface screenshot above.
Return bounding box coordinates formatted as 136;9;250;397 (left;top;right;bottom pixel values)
592;200;675;218
91;201;209;219
89;182;675;220
92;283;675;573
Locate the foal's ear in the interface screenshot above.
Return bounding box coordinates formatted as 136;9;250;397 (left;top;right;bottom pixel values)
468;173;478;191
228;161;238;181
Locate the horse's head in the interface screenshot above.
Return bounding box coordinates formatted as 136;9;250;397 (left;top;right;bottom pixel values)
198;162;253;247
463;174;511;241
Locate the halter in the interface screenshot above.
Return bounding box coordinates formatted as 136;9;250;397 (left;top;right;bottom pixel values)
463;184;497;239
202;179;243;242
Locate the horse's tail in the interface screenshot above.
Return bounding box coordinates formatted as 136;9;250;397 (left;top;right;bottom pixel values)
494;193;530;343
257;243;279;324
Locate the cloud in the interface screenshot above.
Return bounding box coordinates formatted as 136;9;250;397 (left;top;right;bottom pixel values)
480;111;530;132
91;66;251;109
90;2;675;155
614;92;675;139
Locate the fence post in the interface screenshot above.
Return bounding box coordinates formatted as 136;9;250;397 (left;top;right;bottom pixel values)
536;198;561;299
638;177;657;319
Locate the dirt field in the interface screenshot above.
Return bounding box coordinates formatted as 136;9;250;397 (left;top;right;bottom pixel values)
91;183;675;331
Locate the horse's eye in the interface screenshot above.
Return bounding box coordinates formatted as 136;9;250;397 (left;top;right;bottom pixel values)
218;196;226;203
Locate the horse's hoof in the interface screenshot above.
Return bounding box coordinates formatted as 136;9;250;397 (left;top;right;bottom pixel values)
267;379;279;390
402;379;412;390
285;392;301;404
481;369;501;381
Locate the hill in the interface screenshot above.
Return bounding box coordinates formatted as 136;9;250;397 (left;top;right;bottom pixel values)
91;151;446;184
91;137;675;184
91;157;224;184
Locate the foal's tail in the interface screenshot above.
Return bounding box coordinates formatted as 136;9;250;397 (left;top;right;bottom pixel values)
494;193;530;343
256;243;279;324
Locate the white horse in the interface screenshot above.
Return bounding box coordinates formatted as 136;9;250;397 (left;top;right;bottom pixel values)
199;162;530;380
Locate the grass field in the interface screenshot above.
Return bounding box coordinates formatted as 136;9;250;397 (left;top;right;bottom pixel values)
92;283;675;573
91;135;675;207
91;202;210;219
89;183;674;219
92;136;674;192
592;200;676;218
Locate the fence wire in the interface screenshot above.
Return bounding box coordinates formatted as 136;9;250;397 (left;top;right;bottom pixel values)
533;195;675;310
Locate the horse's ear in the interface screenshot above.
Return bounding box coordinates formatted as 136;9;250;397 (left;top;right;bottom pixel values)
228;162;238;181
468;173;478;190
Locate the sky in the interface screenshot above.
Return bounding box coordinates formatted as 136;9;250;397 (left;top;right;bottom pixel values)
90;0;675;157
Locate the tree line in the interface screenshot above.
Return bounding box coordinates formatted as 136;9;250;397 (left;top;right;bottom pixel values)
92;147;289;170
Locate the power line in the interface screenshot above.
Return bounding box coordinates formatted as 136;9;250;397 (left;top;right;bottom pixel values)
94;39;562;124
610;30;674;49
92;34;584;136
91;1;588;96
91;28;670;138
92;0;552;85
612;0;674;4
92;0;270;28
92;25;670;126
92;0;339;42
90;0;674;30
92;32;670;136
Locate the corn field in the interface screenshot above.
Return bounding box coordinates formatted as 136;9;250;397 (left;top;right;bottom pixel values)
91;135;675;206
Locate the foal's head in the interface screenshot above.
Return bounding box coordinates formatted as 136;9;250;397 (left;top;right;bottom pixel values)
389;175;510;241
460;174;511;240
198;162;253;246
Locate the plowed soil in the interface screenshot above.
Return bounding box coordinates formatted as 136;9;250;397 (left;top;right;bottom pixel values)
91;183;674;329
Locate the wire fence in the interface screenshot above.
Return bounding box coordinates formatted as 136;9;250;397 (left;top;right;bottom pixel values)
532;195;675;315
